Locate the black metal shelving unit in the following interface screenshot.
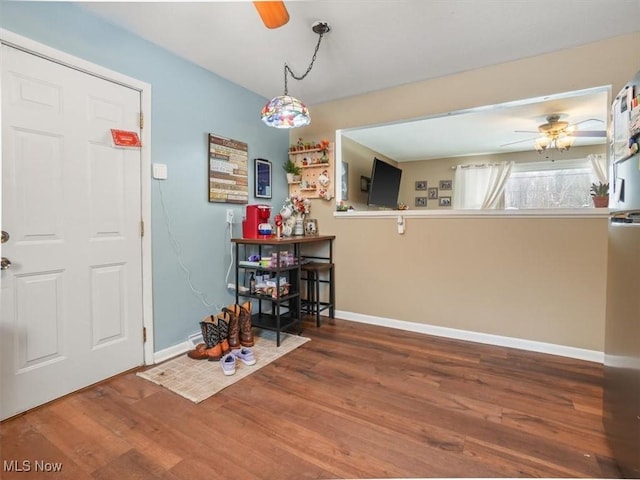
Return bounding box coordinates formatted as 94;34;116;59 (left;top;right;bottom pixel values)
234;240;302;346
232;235;335;347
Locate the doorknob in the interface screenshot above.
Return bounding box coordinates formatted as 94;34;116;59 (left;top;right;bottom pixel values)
1;231;8;244
1;257;11;270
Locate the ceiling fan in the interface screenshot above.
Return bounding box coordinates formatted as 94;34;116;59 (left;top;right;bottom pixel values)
501;114;606;152
253;1;289;29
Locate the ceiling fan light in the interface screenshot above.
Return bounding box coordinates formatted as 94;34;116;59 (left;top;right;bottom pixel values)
253;1;289;29
535;137;550;152
555;134;575;151
261;95;310;128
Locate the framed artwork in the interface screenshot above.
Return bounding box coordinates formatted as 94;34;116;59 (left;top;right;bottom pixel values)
208;134;248;204
439;180;452;190
428;187;438;199
360;176;371;192
254;158;272;199
304;218;318;235
415;180;427;191
415;197;427;207
341;161;349;200
439;196;452;207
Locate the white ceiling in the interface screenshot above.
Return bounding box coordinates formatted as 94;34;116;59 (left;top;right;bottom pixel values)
77;0;639;159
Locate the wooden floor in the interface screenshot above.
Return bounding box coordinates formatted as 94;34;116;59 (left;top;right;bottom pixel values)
1;318;621;479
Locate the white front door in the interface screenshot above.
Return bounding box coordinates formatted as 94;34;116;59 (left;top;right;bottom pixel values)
1;45;144;420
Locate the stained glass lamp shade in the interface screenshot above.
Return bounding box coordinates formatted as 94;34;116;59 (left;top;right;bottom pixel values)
261;95;310;128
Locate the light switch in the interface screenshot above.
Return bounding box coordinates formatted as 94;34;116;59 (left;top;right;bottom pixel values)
152;163;168;180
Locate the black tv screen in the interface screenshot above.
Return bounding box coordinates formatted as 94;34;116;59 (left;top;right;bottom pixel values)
367;158;402;209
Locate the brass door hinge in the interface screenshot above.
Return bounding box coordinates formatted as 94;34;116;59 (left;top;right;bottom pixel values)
143;327;147;343
140;220;144;237
139;112;144;129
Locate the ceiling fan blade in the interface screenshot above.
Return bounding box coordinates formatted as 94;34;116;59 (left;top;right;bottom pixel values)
500;137;536;147
254;1;289;29
570;118;605;127
570;130;607;137
514;130;539;134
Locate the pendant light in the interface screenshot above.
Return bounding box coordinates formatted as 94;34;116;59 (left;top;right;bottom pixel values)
253;1;289;29
261;22;331;129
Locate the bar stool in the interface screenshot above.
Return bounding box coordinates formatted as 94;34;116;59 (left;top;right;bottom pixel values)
300;261;334;327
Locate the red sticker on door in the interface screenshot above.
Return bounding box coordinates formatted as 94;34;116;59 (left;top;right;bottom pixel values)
111;129;141;147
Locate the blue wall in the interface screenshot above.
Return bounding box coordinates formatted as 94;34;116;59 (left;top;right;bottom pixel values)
1;2;290;351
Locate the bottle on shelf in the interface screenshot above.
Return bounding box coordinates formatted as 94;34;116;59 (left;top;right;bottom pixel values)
249;272;256;294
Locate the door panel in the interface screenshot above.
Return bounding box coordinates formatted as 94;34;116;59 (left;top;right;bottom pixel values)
90;263;127;347
1;45;144;419
89;143;125;236
15;271;65;370
13;129;64;241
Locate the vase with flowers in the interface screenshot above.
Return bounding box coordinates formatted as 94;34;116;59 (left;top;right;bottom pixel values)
281;194;311;236
319;139;331;163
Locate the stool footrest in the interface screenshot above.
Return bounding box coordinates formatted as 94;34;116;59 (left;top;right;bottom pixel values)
301;263;335;327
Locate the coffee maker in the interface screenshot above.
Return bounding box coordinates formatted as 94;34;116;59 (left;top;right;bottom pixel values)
242;204;272;238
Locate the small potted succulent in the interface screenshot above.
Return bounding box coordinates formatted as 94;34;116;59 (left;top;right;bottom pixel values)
590;181;609;208
283;158;302;183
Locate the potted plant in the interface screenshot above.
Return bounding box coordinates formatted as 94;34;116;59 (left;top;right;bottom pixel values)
590;181;609;208
283;158;302;183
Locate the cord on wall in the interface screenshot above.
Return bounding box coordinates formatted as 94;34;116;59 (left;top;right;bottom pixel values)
225;220;235;290
157;180;223;311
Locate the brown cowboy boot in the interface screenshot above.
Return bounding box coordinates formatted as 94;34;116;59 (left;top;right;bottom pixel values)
187;316;222;360
216;310;231;354
187;321;209;359
237;301;254;347
203;316;223;361
224;306;241;350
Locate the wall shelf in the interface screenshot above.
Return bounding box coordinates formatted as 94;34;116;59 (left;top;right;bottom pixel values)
300;163;330;169
288;142;333;199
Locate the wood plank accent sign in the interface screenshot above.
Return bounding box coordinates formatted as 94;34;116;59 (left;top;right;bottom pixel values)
208;134;248;204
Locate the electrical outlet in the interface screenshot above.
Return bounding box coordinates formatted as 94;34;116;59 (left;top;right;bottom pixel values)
226;209;234;224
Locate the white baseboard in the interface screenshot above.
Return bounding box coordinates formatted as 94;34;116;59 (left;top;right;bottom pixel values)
335;310;604;364
153;340;193;364
151;313;604;365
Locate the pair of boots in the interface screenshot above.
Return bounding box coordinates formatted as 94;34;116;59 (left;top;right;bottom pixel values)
187;302;253;361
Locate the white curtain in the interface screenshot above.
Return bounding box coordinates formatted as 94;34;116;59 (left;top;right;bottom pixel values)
453;161;514;209
588;154;608;184
481;161;514;209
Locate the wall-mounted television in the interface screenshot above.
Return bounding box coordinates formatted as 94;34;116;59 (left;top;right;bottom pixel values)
367;157;402;209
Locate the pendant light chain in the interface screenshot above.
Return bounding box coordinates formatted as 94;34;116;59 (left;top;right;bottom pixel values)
283;29;326;95
261;22;330;128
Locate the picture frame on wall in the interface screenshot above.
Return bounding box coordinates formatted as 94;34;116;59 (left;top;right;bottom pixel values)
439;196;452;207
415;197;427;207
415;180;427;191
341;162;349;201
208;133;249;204
254;158;272;199
439;180;452;190
428;187;438;199
360;176;371;192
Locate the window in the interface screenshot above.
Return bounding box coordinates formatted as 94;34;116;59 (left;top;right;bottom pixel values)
504;159;597;209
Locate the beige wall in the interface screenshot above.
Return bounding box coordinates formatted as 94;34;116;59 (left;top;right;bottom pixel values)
336;216;608;351
296;32;640;352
